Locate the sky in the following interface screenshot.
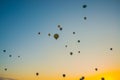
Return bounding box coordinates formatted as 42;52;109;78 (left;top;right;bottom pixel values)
0;0;120;80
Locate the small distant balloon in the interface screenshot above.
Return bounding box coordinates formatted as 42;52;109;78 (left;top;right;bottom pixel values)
4;68;7;71
70;52;73;55
9;54;12;57
54;33;59;40
78;51;80;53
78;40;80;43
95;68;98;71
36;72;39;76
38;32;40;35
48;33;51;36
60;27;63;31
80;76;85;80
3;50;6;52
18;56;20;58
84;17;87;20
82;5;87;8
65;45;67;48
58;25;61;28
81;76;85;79
73;32;75;34
62;74;66;77
110;48;113;50
101;77;105;80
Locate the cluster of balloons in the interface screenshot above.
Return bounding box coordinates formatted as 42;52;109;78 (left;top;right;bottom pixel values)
2;49;21;72
37;25;61;40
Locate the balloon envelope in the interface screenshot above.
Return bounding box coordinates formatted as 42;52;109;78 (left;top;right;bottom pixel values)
54;34;59;40
110;48;113;50
36;72;39;76
3;50;6;52
9;54;12;57
4;68;7;71
62;74;66;77
101;77;105;80
70;52;73;55
38;32;40;35
82;5;87;8
58;25;61;28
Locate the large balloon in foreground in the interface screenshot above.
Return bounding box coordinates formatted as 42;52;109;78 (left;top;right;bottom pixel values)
54;34;59;40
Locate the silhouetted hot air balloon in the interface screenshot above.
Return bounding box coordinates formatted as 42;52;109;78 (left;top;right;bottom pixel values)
58;25;61;28
80;76;85;80
84;17;87;20
9;54;12;57
81;76;85;79
48;33;51;36
62;74;66;77
95;68;98;71
60;27;62;31
38;32;40;35
4;68;7;71
65;45;67;48
18;56;20;58
3;50;6;52
78;51;80;53
82;5;87;8
78;40;80;43
54;34;59;40
73;32;75;34
110;48;113;50
70;52;73;55
101;77;105;80
36;72;39;76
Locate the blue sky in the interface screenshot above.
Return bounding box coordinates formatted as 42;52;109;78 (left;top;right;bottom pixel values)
0;0;120;80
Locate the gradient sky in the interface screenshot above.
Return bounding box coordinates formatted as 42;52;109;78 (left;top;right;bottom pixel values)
0;0;120;80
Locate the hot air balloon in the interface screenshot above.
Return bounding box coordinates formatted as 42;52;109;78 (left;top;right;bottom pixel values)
48;33;51;36
4;68;7;71
82;5;87;8
54;34;59;40
78;51;80;53
58;25;61;28
62;74;66;77
9;54;12;57
81;76;85;79
3;50;6;52
101;77;105;80
84;17;87;20
65;45;67;48
95;68;98;71
18;56;20;58
80;76;85;80
73;32;75;34
78;40;80;43
70;52;73;55
38;32;40;35
110;48;113;50
36;72;39;76
60;27;62;31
